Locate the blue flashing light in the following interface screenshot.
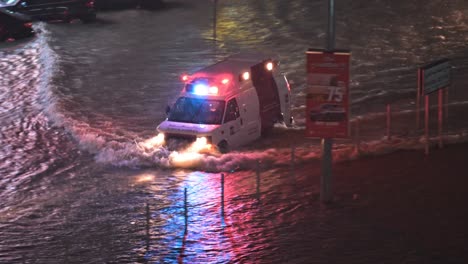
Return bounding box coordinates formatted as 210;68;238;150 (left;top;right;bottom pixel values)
193;83;208;95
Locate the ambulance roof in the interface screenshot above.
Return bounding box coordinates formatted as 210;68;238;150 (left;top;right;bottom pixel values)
195;53;277;76
181;53;279;99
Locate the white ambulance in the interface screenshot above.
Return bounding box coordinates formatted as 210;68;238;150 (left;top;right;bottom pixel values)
157;53;292;153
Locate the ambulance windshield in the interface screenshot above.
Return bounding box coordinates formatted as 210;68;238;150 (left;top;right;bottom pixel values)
168;97;225;125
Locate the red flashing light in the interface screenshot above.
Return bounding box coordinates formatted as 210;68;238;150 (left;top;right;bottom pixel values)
221;78;229;84
23;22;33;28
181;75;189;81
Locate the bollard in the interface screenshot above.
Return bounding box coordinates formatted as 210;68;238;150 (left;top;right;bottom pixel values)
146;203;150;250
221;173;225;217
256;160;260;198
417;69;422;129
291;145;295;175
438;89;444;148
184;188;188;229
386;104;391;141
354;118;360;152
320;138;333;203
445;88;449;119
425;95;429;155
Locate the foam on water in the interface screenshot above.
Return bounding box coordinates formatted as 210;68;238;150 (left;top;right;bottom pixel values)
86;128;468;173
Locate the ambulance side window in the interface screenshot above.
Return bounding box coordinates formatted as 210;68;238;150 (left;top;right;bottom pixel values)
224;98;240;123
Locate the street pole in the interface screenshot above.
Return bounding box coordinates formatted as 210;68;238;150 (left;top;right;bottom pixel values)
320;0;335;203
327;0;335;51
221;173;225;217
213;0;217;40
321;138;333;202
146;203;150;251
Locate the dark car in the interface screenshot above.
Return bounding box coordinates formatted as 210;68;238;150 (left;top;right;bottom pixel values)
0;0;96;23
0;8;34;42
94;0;164;10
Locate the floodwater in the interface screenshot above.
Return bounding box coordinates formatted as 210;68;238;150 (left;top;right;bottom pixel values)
1;0;468;263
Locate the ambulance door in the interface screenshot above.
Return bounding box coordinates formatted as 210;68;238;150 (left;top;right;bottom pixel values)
251;62;282;131
238;88;261;143
223;97;243;147
274;73;292;126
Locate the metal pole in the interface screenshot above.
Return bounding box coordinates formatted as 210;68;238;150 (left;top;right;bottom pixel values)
291;145;295;175
386;104;391;141
184;188;188;229
320;138;333;202
213;0;217;40
445;87;449;119
221;173;225;216
425;95;429;155
416;69;421;129
438;89;443;148
256;160;260;198
327;0;335;51
146;203;150;251
354;118;360;153
319;0;335;204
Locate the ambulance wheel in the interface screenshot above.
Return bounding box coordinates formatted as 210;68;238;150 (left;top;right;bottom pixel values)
217;140;229;154
261;124;274;136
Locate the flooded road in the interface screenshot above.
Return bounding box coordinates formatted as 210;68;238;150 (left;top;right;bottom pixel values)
1;0;468;262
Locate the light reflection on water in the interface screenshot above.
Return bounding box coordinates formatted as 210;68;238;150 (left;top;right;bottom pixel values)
2;0;468;263
131;169;280;263
136;168;311;263
139;171;235;263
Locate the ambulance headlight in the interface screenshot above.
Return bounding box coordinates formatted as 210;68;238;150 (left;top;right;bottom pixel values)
138;133;165;150
191;136;211;152
196;136;207;145
155;133;165;145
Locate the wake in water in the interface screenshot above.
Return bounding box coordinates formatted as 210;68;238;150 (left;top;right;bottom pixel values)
67;95;468;172
0;23;84;210
88;111;468;172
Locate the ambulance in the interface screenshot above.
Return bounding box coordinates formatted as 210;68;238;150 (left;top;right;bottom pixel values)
157;53;292;153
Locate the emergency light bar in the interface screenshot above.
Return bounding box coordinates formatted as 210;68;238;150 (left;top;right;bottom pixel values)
187;82;219;95
193;84;208;95
239;71;250;82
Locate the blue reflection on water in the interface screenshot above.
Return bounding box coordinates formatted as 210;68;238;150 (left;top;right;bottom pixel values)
142;171;234;263
175;171;233;263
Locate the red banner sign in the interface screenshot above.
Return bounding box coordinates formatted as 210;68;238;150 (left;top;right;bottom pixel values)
306;50;350;138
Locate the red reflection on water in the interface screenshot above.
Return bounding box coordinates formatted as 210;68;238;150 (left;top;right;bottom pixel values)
177;171;269;263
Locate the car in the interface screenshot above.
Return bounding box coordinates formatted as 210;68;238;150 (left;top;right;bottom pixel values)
94;0;136;10
0;0;96;23
94;0;164;10
309;103;346;122
157;54;293;153
0;8;34;42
